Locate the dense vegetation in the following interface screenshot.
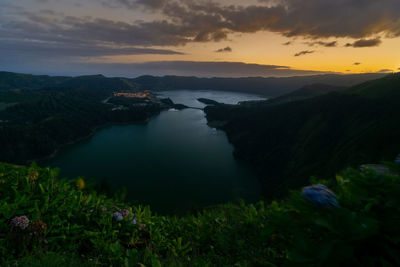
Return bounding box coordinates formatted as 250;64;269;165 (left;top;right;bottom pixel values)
205;74;400;196
0;85;164;163
0;162;399;266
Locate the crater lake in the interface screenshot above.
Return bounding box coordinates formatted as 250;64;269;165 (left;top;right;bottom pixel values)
41;90;264;214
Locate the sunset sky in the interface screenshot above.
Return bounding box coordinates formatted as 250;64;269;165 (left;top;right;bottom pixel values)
1;0;400;77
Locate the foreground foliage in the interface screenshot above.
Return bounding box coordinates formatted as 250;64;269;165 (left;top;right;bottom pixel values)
0;162;399;266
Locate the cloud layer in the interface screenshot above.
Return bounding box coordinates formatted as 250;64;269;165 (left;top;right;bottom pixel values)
105;0;400;42
2;0;400;52
345;38;382;48
1;0;399;76
215;46;232;53
294;50;314;57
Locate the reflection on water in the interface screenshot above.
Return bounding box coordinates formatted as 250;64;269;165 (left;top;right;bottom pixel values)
42;90;265;214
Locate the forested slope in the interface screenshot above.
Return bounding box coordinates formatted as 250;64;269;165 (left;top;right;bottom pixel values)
205;74;400;196
0;86;162;163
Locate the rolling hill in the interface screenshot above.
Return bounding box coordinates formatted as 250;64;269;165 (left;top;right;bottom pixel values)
204;74;400;196
0;71;386;97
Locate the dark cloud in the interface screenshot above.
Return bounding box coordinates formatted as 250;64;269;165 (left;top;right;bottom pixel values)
294;50;314;57
215;46;232;53
0;38;184;57
353;62;361;65
305;41;337;47
104;0;167;9
377;69;393;73
3;0;400;54
345;38;382;47
109;0;400;42
0;8;184;61
135;0;167;9
1;0;399;76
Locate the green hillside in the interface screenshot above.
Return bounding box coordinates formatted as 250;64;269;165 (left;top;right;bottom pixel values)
59;75;138;91
1;162;399;266
268;83;347;104
347;73;400;98
0;72;137;92
0;72;69;90
0;85;163;163
205;74;400;196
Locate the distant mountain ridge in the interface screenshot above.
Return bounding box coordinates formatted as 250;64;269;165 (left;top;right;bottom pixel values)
0;71;387;97
130;73;386;96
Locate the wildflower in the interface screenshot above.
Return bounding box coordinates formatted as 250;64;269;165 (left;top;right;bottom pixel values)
28;220;47;235
113;212;123;222
395;154;400;166
121;209;130;217
131;218;137;225
301;184;339;208
99;205;107;212
76;177;85;190
140;224;146;229
28;168;39;184
10;215;30;230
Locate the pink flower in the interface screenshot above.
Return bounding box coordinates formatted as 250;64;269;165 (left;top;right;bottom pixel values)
10;215;30;230
121;209;130;217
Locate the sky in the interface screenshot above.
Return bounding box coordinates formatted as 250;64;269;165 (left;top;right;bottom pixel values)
0;0;400;77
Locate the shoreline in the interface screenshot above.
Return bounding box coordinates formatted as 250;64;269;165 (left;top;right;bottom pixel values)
27;114;157;165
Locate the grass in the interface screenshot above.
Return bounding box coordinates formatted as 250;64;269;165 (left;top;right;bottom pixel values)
0;162;399;266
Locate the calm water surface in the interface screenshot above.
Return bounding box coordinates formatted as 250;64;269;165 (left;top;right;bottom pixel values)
42;90;265;213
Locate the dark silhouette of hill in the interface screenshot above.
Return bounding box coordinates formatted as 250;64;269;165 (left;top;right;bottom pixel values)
238;83;347;107
131;74;385;96
269;83;347;103
59;74;137;91
204;73;400;196
0;71;386;97
0;71;69;90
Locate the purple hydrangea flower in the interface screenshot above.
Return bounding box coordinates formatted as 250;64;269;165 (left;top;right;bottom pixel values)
10;215;30;230
130;218;137;225
395;154;400;166
113;212;123;221
302;184;339;208
121;209;130;217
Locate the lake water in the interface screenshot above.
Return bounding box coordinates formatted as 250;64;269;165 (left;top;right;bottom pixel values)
42;90;264;214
